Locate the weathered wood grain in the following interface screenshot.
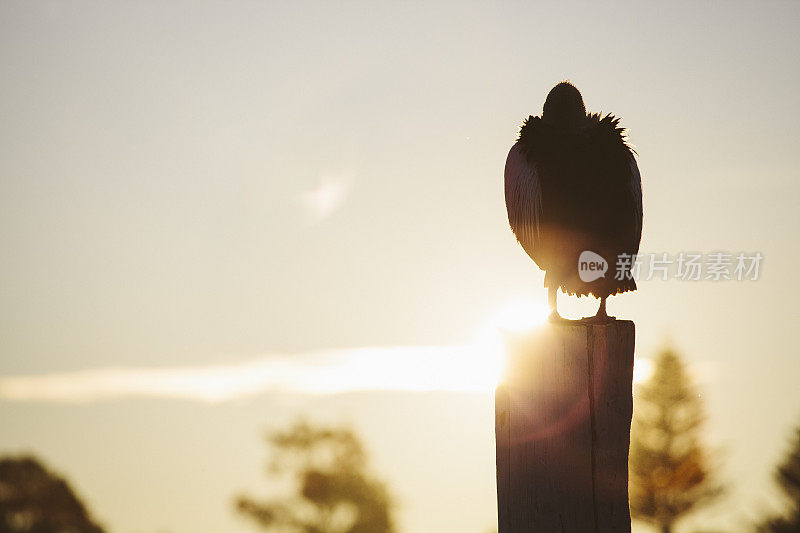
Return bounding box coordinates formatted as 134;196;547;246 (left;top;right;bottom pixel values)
495;320;635;533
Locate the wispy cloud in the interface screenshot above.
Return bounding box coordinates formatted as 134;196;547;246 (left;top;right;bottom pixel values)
0;345;502;404
300;171;353;221
0;337;684;405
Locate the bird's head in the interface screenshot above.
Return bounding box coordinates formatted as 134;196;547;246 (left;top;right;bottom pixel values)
542;81;586;129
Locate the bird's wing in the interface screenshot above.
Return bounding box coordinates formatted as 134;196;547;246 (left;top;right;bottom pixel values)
504;141;542;250
628;153;643;250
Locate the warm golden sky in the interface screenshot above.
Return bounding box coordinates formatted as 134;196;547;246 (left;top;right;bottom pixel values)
1;1;799;532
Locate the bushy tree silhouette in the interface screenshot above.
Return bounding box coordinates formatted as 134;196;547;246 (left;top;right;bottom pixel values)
236;419;395;533
629;347;722;533
757;422;800;532
0;456;105;533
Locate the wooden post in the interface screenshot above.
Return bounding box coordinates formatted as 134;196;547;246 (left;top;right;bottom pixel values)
495;320;635;532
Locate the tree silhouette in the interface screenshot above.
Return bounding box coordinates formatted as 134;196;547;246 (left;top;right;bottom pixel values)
236;419;395;533
0;456;105;533
629;347;722;533
757;421;800;532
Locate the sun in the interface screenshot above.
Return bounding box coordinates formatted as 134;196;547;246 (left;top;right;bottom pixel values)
464;296;550;393
486;297;550;334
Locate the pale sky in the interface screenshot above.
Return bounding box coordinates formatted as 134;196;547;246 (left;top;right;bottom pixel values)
1;1;799;532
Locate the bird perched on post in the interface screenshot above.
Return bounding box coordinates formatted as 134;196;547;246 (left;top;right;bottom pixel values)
505;81;642;321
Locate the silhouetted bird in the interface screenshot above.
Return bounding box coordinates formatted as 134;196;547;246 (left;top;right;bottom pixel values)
505;82;642;321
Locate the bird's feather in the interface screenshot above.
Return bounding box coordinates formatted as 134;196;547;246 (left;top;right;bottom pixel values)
629;154;643;250
504;141;542;256
506;112;642;297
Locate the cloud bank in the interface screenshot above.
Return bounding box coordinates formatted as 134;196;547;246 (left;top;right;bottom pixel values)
0;345;501;404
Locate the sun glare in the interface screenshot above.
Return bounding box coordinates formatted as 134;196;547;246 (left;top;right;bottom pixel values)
461;297;549;392
488;298;549;333
632;357;654;384
0;297;655;403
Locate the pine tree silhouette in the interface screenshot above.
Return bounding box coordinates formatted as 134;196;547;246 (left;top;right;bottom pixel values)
629;347;722;533
757;422;800;532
